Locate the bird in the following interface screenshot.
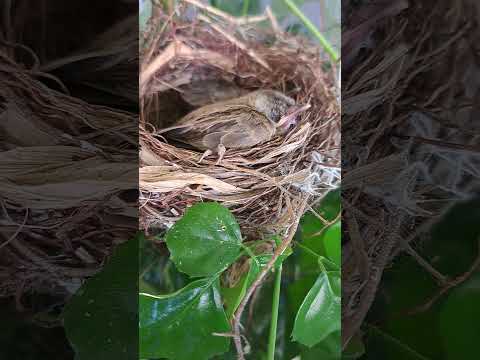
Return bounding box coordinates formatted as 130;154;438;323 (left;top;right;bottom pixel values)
162;89;302;163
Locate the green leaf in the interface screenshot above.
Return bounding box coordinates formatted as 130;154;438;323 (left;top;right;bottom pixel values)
292;271;341;347
139;279;230;360
300;189;340;239
298;189;341;267
166;202;242;277
63;238;138;360
323;221;341;267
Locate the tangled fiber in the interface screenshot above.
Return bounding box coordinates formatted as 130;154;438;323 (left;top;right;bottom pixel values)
342;0;480;346
139;1;340;240
0;0;137;312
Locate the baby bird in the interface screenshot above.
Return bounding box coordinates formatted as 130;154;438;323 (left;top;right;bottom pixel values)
164;89;300;162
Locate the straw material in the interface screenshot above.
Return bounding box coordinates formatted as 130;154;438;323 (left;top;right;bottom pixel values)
0;8;137;303
342;0;480;345
140;2;340;239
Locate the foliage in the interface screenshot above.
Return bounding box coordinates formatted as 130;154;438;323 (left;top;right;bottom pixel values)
61;188;341;359
165;203;242;277
63;237;138;360
362;198;480;360
140;279;230;360
292;271;341;347
139;194;340;359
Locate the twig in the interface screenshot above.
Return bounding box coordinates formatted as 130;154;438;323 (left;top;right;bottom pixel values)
407;236;480;315
342;213;404;348
233;197;309;359
183;0;238;24
182;0;266;26
0;208;28;250
235;15;268;25
140;41;188;95
265;6;283;37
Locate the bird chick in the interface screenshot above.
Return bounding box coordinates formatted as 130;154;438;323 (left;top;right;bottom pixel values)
163;89;300;163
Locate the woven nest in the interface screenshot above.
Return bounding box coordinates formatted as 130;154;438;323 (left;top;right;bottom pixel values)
0;2;137;307
342;0;479;346
139;3;340;239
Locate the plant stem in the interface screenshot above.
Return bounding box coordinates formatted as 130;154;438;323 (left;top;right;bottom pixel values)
267;262;282;360
233;198;309;359
283;0;339;62
242;0;250;16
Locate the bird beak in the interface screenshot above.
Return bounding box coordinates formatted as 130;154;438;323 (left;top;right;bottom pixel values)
276;103;311;130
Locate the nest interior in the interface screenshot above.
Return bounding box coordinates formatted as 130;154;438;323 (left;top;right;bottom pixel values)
139;4;340;239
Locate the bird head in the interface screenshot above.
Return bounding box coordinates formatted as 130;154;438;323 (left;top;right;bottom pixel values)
253;90;308;134
253;90;296;124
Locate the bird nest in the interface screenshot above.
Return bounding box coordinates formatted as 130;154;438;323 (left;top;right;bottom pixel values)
342;0;479;346
139;3;340;239
0;2;137;305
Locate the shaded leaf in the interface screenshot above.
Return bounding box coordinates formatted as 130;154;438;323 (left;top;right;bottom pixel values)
438;272;480;360
63;238;138;360
342;333;365;359
300;331;341;359
139;279;230;360
298;189;341;267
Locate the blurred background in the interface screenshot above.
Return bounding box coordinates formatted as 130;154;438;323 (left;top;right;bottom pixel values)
141;0;340;54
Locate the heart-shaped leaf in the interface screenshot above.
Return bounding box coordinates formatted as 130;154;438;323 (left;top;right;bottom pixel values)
166;202;242;277
139;279;230;360
292;271;341;347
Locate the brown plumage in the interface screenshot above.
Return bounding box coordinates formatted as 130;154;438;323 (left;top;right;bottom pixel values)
165;90;298;152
